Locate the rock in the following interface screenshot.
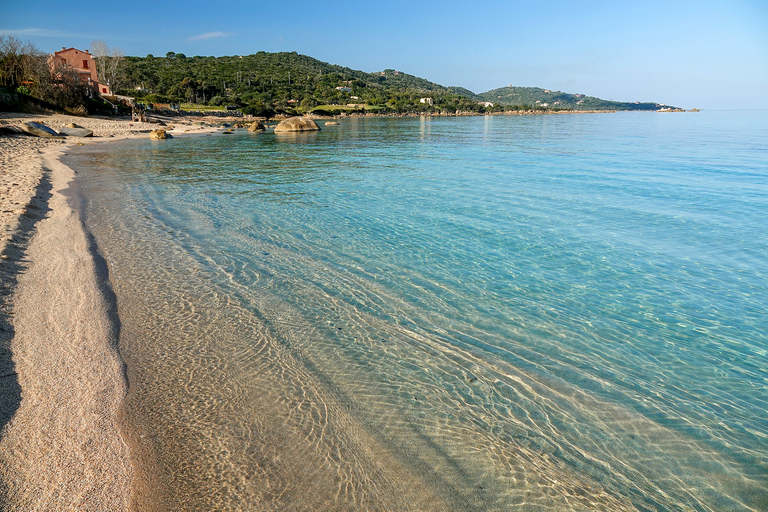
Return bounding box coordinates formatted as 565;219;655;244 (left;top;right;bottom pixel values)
58;126;94;137
274;117;321;133
247;121;266;132
66;122;84;128
20;121;64;139
324;121;339;126
149;129;172;140
0;125;23;135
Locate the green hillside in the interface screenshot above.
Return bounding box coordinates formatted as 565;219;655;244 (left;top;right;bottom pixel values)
478;86;668;111
117;52;483;115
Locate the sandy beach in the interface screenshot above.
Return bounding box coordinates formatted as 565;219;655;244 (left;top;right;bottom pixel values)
0;113;223;510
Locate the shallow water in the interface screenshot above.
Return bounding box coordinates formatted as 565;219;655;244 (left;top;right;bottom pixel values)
72;112;767;511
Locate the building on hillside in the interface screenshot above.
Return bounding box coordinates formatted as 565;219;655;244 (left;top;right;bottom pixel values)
48;47;111;95
478;101;494;108
419;97;433;105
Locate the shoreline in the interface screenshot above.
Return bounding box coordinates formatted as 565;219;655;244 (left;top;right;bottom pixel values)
0;113;220;510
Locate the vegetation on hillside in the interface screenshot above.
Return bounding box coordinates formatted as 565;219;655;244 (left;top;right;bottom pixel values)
479;86;667;111
115;51;491;116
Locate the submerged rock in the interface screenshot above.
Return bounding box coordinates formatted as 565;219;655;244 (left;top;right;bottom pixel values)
325;121;340;126
247;121;266;132
274;116;320;133
20;121;64;139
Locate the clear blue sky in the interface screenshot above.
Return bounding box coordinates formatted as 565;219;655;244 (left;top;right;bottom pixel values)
2;0;767;109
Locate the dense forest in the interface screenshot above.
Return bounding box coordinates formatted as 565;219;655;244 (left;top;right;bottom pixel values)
116;51;488;116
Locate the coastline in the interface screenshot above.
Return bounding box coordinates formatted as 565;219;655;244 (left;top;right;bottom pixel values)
0;113;220;510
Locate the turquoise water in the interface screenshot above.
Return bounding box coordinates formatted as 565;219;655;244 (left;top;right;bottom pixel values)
73;112;767;511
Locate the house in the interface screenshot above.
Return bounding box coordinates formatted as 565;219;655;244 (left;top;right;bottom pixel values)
477;101;494;108
49;47;111;95
335;86;352;92
419;97;433;105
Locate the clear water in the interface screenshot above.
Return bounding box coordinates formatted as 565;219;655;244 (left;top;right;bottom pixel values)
72;112;768;511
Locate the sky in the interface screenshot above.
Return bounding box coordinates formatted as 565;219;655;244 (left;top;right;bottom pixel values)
2;0;767;109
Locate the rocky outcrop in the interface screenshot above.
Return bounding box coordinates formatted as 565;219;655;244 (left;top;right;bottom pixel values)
19;121;64;139
247;121;266;132
149;129;172;140
274;117;320;133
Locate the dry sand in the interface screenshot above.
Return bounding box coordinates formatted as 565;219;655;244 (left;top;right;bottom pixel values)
0;113;225;510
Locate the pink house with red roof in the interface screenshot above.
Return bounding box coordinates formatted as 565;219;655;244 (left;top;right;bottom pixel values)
49;47;111;95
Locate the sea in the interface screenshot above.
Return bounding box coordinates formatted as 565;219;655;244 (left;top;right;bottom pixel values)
69;111;767;511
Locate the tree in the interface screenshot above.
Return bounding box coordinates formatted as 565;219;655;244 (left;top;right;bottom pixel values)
0;35;38;89
90;40;124;92
106;46;125;92
90;40;110;83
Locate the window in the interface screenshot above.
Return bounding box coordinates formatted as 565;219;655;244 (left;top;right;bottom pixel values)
83;60;89;69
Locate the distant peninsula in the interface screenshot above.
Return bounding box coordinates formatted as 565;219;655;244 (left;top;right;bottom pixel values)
112;51;678;117
476;86;670;112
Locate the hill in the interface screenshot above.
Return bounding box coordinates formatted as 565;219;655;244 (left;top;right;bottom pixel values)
117;52;483;115
477;86;668;111
113;51;673;115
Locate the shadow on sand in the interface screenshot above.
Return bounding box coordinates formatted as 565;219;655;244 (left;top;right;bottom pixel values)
0;170;52;432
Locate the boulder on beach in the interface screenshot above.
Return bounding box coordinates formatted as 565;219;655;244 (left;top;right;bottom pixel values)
274;117;320;133
58;126;94;137
0;123;22;135
20;121;64;139
247;121;266;132
149;129;172;140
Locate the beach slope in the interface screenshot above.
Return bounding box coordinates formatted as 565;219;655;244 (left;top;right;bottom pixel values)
0;140;133;510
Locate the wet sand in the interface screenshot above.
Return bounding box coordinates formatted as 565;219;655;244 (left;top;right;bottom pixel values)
0;113;222;510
